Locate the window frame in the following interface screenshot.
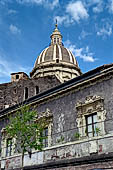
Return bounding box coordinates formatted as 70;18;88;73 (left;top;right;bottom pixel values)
35;86;39;95
86;113;97;137
6;138;13;157
24;87;28;100
56;58;59;63
16;74;19;80
54;37;56;44
76;95;106;138
41;127;48;148
35;108;53;148
57;38;59;43
1;128;16;158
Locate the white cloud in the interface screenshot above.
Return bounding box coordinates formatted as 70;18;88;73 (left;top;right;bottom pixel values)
97;23;112;37
48;0;59;9
0;0;44;5
0;0;12;5
66;1;89;22
16;0;44;5
54;16;67;25
75;47;95;62
108;0;113;13
86;0;102;7
79;30;91;40
64;40;96;62
9;24;21;34
64;40;76;53
8;9;17;14
54;1;89;26
93;2;103;13
84;0;104;13
16;0;59;9
97;27;112;36
54;15;73;25
0;0;59;9
0;51;31;82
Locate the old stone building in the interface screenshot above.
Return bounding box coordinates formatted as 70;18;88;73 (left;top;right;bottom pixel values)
0;24;113;170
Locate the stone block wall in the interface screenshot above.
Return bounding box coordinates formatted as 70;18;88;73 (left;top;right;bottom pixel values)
1;69;113;169
36;77;113;146
0;75;60;111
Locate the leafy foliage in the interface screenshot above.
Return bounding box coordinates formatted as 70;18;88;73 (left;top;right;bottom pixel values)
95;127;101;136
5;105;48;169
74;132;81;139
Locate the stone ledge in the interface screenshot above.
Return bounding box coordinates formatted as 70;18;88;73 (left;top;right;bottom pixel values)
8;152;113;170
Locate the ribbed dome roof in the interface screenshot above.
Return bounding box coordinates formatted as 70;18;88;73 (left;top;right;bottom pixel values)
30;23;82;82
34;44;78;67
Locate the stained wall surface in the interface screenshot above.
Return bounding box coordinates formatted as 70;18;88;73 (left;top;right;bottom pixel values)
1;68;113;169
0;75;60;111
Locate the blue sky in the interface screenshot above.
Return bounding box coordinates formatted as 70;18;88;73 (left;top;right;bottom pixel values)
0;0;113;83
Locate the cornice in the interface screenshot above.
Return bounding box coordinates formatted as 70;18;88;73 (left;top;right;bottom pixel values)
0;64;113;118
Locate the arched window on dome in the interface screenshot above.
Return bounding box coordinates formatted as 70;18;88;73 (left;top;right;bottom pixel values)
54;38;56;44
57;38;59;43
56;58;59;63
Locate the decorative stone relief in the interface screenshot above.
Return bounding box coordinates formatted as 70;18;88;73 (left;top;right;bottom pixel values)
57;113;65;133
36;108;53;147
76;95;106;137
37;108;53;119
1;128;16;158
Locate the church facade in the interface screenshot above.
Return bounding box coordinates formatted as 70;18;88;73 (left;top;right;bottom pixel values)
0;25;113;170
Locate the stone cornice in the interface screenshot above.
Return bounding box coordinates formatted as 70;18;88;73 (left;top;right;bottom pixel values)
8;152;113;170
30;61;81;77
0;64;113;117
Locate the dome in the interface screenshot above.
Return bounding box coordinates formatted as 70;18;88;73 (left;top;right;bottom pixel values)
34;44;78;67
30;23;82;82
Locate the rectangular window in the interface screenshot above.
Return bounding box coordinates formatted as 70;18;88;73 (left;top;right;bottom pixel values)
54;38;56;43
57;38;59;43
86;113;97;137
16;74;19;79
25;87;28;100
56;58;59;63
6;138;12;157
41;127;48;147
35;86;39;95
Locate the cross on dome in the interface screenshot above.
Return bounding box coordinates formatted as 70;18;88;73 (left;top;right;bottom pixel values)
55;19;58;29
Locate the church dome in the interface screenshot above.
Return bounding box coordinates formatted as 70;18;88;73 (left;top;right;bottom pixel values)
30;23;82;82
34;44;78;67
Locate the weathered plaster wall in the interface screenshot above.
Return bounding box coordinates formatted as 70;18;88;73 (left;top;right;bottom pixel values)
1;74;113;169
36;77;113;145
1;135;113;169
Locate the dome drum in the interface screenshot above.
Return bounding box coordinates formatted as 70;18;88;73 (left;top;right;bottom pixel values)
30;62;81;82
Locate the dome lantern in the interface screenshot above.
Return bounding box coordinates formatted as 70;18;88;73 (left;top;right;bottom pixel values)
50;21;62;45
